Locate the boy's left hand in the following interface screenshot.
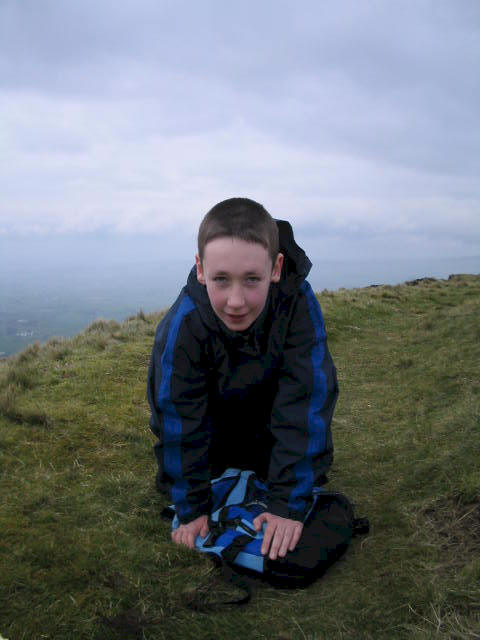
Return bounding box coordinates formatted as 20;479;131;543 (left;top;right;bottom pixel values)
253;512;303;560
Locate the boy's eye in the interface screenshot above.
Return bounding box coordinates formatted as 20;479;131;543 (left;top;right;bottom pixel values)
211;275;260;285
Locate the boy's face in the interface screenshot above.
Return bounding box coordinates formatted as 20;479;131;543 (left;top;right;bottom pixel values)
196;237;283;332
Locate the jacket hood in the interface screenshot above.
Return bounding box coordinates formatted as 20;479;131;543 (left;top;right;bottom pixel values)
276;219;312;289
185;219;311;333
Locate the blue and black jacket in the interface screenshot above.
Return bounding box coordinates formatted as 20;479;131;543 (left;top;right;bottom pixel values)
147;220;338;524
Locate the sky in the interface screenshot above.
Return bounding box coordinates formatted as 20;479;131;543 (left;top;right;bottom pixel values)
1;0;479;266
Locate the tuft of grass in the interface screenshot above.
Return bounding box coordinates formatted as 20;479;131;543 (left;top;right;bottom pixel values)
0;384;52;427
84;319;121;334
0;276;479;639
5;363;40;390
0;383;18;418
44;337;73;362
15;341;41;364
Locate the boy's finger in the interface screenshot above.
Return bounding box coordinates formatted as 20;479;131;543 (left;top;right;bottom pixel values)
289;524;303;551
186;531;196;549
253;513;267;531
261;521;275;555
277;528;293;558
268;527;284;560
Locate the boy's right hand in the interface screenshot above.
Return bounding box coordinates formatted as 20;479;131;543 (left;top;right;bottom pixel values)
171;515;209;549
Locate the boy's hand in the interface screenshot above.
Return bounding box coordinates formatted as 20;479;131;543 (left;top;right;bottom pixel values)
253;512;303;560
171;515;209;549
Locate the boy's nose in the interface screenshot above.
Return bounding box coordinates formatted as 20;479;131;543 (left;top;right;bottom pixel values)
227;285;245;309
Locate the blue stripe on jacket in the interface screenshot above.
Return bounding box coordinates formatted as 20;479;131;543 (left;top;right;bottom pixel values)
288;281;327;513
158;294;196;519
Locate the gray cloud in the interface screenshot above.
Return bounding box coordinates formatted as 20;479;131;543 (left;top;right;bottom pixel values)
0;0;479;259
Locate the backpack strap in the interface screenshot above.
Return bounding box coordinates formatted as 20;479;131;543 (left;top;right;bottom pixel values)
216;533;259;606
187;535;256;609
221;533;257;566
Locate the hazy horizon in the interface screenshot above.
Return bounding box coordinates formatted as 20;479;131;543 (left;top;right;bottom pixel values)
1;232;478;357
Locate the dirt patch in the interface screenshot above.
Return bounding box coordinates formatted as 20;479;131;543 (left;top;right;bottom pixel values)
421;496;480;566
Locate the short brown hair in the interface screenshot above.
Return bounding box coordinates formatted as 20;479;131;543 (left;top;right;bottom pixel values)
197;198;279;264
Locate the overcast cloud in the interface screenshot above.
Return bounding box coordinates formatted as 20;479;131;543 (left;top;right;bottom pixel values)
1;0;479;261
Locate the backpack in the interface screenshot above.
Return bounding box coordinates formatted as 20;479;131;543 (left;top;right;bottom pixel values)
163;469;369;601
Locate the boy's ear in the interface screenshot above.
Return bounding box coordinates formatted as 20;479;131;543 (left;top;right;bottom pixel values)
195;254;206;285
270;253;284;283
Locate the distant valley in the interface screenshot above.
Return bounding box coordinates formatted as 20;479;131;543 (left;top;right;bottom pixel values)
0;260;191;357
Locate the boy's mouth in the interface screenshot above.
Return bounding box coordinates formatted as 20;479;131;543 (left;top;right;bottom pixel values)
225;313;248;322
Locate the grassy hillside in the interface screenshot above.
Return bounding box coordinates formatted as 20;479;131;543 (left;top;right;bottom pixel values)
0;275;479;640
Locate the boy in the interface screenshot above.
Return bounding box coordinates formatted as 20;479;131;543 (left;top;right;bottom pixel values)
147;198;338;563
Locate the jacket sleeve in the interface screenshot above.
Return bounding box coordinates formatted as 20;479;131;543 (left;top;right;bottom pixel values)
147;294;212;524
266;281;338;521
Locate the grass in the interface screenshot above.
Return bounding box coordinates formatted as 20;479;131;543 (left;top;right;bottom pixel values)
0;278;479;639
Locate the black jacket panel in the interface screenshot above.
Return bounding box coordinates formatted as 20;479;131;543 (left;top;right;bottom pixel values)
266;280;337;519
147;220;338;524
